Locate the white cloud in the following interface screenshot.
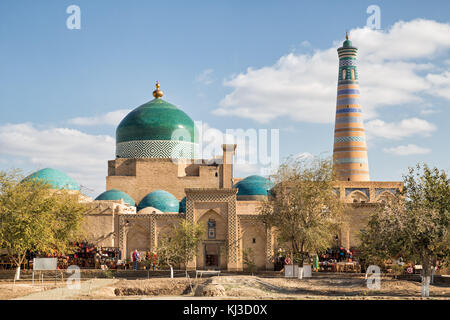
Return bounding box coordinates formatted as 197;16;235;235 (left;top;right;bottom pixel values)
420;108;440;115
383;144;431;156
426;71;450;100
365;117;436;140
0;123;115;196
195;122;277;177
196;69;215;85
68;109;131;126
214;19;450;124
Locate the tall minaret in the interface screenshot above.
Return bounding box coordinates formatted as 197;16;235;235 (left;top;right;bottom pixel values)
333;33;370;181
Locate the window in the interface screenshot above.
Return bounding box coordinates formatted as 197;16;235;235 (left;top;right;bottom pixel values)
252;238;256;244
208;219;216;239
351;69;355;80
342;69;346;80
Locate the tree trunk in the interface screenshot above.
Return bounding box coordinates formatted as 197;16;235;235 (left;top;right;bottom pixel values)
421;255;431;298
14;266;21;281
13;254;25;281
169;265;174;278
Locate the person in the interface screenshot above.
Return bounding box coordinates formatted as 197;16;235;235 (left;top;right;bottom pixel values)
132;250;140;270
152;253;157;271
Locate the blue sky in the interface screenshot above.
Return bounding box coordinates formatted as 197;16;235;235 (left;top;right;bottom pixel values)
1;0;449;196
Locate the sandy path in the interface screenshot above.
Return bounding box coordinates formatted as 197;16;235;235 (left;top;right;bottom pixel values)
13;279;118;300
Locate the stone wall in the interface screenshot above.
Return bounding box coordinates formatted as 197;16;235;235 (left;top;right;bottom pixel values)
107;158;220;202
81;201;135;247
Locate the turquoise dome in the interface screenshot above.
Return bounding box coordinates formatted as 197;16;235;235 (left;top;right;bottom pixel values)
116;95;199;159
24;168;80;191
117;98;196;144
343;39;352;47
179;197;186;213
95;189;136;206
138;190;179;212
233;175;274;197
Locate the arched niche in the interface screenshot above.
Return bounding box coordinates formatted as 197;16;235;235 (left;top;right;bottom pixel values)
241;225;266;270
376;190;395;203
348;190;369;203
125;223;150;260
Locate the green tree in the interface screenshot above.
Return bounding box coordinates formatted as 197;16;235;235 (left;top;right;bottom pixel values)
360;163;450;297
259;156;344;266
157;219;204;277
0;169;87;279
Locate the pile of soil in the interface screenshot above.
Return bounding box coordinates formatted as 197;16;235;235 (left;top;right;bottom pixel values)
114;278;204;296
194;281;226;297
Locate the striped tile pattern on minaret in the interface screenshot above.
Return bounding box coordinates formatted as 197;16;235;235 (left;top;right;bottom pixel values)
333;34;370;181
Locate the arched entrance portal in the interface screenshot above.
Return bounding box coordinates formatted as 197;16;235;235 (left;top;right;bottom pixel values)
196;209;227;270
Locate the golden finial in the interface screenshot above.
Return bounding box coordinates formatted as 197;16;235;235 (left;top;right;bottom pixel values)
346;32;349;40
153;80;164;99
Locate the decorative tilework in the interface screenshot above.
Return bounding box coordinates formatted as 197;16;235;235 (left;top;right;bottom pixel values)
185;189;239;266
336;108;362;114
333;37;370;181
334;158;368;164
337;89;360;95
335;117;363;124
116;140;199;159
336;97;360;106
339;59;356;66
334;136;365;143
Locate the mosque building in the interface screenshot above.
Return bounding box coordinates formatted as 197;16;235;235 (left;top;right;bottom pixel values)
24;36;402;271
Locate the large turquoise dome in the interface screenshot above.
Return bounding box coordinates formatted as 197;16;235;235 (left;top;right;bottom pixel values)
116;84;198;159
24;168;80;191
233;175;274;199
137;190;179;212
95;189;135;206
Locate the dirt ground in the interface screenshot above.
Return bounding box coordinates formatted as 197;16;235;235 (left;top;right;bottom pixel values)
79;275;450;300
0;282;64;300
2;275;449;300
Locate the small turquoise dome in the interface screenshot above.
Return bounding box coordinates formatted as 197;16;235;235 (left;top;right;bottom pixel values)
343;39;352;47
95;189;135;206
179;197;186;213
138;190;179;212
24;168;80;191
233;175;274;197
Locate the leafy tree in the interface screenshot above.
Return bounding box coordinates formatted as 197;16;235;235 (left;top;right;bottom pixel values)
242;248;257;273
259;156;344;266
157;219;204;277
360;163;449;297
0;169;87;279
